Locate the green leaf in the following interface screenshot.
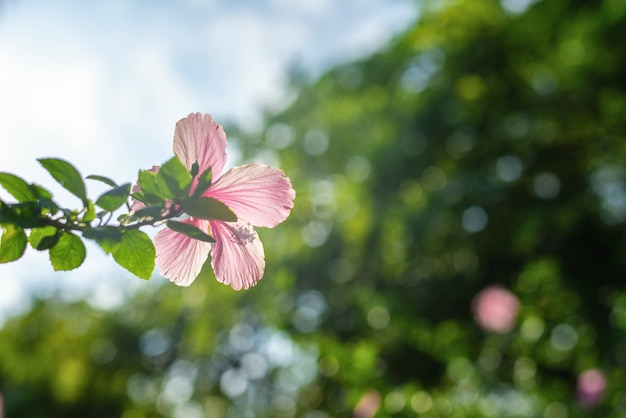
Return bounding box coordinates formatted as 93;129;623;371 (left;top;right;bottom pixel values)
95;183;131;212
185;197;237;222
86;174;118;188
0;173;37;202
29;226;60;250
38;158;87;203
111;229;155;280
137;169;170;203
191;166;212;199
7;202;47;228
83;226;123;253
166;220;215;243
29;184;59;215
83;200;96;222
31;183;53;200
0;224;27;263
128;206;165;221
49;231;86;271
0;201;10;224
158;156;193;197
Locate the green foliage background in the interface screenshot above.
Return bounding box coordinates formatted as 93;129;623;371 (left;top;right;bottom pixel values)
2;0;626;416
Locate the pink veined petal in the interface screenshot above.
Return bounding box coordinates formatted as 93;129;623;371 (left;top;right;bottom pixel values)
130;199;146;212
206;164;296;228
173;113;227;175
210;220;265;291
154;218;212;287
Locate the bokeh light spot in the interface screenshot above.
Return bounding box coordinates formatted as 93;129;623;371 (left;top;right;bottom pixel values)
345;156;371;182
501;0;539;14
550;324;578;351
319;356;339;377
559;40;586;66
411;391;433;413
446;129;474;158
219;369;248;399
173;401;204;418
462;206;488;233
384;391;405;413
543;402;568;418
367;306;390;329
266;123;294;149
514;357;537;387
127;374;157;406
139;329;171;357
303;129;329;156
90;338;117;364
520;316;545;342
478;347;501;371
422;166;447;191
533;172;560;199
301;221;331;247
456;74;485;101
328;257;354;283
530;67;558;96
496;155;523;182
241;352;269;380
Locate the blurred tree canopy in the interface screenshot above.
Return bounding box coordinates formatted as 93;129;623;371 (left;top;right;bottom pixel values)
2;0;626;416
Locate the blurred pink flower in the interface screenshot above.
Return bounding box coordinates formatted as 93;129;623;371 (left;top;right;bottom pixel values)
154;113;295;290
353;389;381;418
577;368;607;407
471;285;520;333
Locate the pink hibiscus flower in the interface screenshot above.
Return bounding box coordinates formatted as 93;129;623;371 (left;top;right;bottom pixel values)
153;113;295;290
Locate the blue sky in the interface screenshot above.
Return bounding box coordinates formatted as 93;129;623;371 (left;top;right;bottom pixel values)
0;0;417;322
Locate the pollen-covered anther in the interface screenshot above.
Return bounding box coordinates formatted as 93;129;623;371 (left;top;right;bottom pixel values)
231;222;256;245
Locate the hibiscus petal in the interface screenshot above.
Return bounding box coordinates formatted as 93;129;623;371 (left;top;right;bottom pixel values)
210;220;265;290
173;113;227;176
207;164;295;227
154;218;212;286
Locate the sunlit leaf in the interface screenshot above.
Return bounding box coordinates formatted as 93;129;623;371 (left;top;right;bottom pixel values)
137;169;170;203
191;166;212;199
7;202;47;228
0;224;27;263
38;158;88;203
29;225;60;250
30;183;53;199
83;200;96;222
111;229;155;280
86;174;118;188
119;206;162;225
83;226;123;254
0;173;37;202
95;183;131;212
185;197;237;222
166;220;215;243
30;185;59;214
158;156;193;197
49;231;86;271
